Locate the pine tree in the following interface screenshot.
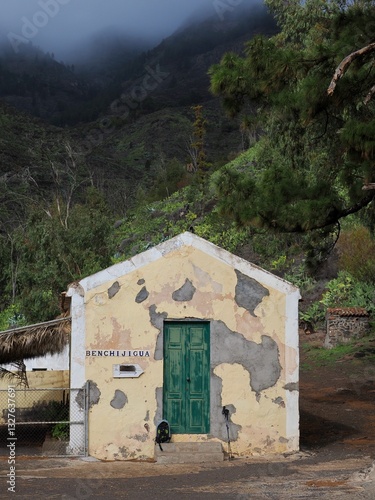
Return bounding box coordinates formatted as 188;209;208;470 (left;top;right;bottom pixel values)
209;0;375;233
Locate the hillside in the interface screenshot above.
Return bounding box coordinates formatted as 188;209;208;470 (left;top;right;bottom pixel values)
0;3;279;323
0;101;75;230
0;34;148;125
1;1;374;329
0;3;277;213
116;3;277;110
0;3;276;127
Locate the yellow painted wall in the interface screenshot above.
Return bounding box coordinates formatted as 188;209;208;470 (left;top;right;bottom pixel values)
82;244;298;460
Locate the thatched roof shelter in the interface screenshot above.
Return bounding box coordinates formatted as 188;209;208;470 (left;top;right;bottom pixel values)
0;317;71;365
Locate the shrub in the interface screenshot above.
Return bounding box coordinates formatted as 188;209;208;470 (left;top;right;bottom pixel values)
51;422;69;440
0;304;26;332
337;226;375;282
320;271;375;315
300;271;375;329
24;400;69;423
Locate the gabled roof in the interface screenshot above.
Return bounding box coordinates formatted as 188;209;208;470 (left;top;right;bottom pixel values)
74;232;299;296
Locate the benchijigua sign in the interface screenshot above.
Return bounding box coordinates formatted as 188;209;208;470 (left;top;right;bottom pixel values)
86;350;150;357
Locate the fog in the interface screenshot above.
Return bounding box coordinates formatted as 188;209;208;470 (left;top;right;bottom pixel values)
0;0;251;60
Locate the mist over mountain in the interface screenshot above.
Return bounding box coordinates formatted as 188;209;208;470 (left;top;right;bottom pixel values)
1;0;231;61
0;0;275;126
0;0;277;205
63;29;153;67
0;0;280;321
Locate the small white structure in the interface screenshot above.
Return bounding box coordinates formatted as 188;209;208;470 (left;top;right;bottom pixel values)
68;232;300;461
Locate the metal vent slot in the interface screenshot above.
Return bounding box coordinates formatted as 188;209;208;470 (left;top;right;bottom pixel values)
119;365;136;372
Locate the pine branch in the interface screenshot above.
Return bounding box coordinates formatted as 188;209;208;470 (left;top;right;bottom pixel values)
327;42;375;97
260;193;375;233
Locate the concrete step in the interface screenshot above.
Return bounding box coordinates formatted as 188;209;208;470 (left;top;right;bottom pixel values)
155;441;224;464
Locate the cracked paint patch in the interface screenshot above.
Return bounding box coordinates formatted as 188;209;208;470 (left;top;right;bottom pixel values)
108;281;120;299
132;433;148;442
149;305;168;360
75;387;85;411
78;380;101;409
265;435;275;448
118;446;137;459
172;278;196;301
234;269;269;317
135;286;149;303
272;396;285;408
155;387;163;425
211;321;281;393
110;389;128;409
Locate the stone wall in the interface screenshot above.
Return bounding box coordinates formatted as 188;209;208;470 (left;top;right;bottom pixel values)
325;308;370;348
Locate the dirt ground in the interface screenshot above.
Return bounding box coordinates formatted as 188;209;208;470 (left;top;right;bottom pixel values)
1;331;375;499
299;329;375;457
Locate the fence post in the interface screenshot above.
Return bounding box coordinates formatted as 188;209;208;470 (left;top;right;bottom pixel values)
84;380;89;457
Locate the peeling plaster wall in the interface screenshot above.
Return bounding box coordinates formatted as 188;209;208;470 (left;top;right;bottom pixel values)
74;234;299;461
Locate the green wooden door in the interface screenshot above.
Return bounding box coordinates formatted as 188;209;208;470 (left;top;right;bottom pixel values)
163;322;210;434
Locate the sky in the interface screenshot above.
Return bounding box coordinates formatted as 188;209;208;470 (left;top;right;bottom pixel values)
0;0;237;60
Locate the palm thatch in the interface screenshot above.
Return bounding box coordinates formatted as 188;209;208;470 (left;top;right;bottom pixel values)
0;317;71;365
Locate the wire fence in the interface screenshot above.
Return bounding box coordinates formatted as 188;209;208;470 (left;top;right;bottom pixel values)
0;386;87;457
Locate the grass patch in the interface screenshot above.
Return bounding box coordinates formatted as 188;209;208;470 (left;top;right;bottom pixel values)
303;344;354;366
301;334;375;367
300;361;313;372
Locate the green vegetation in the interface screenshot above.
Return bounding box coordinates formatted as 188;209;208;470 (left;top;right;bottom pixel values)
337;226;375;282
15;188;114;323
300;271;375;329
1;1;375;333
302;343;357;368
0;304;26;331
113;186;252;260
302;334;375;368
51;422;70;441
209;0;375;233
